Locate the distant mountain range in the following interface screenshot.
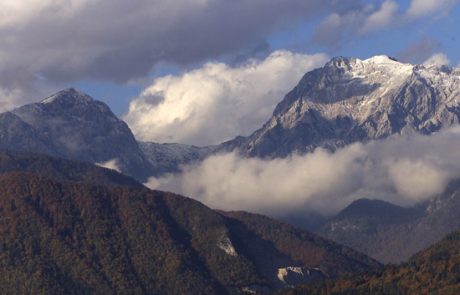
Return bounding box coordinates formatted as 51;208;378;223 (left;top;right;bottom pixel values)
0;151;380;294
318;180;460;264
3;56;460;180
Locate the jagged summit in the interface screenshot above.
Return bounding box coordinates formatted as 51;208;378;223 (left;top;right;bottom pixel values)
325;55;412;79
222;55;460;157
15;88;115;125
40;88;94;105
0;89;155;181
324;55;402;71
365;55;398;62
326;55;400;67
323;55;455;77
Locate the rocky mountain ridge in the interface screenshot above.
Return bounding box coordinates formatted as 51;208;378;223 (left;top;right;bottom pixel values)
223;55;460;157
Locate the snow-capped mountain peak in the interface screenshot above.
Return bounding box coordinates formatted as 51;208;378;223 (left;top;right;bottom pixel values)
0;89;155;181
40;88;93;105
222;56;460;157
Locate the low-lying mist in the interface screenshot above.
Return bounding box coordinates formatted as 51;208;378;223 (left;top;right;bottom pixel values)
146;127;460;216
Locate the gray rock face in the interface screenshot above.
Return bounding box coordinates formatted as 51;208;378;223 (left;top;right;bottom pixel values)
0;88;154;181
222;56;460;157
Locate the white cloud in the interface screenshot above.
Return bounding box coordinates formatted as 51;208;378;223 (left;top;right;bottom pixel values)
0;88;25;111
95;158;121;173
387;159;448;200
146;127;460;216
124;50;329;145
423;53;451;66
361;1;399;34
406;0;458;18
0;0;92;27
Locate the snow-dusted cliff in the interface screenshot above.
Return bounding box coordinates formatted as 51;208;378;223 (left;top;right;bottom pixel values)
222;56;460;157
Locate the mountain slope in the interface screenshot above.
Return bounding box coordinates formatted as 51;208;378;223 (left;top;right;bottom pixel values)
222;211;381;279
0;172;380;294
284;230;460;295
0;112;54;155
318;182;460;263
318;199;425;263
139;142;216;174
221;56;460;157
0;88;154;181
0;150;141;187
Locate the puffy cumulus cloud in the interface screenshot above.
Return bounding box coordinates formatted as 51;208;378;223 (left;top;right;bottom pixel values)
423;53;451;66
147;147;367;215
387;159;448;201
406;0;459;18
0;0;355;110
361;1;398;33
124;51;329;145
146;127;460;216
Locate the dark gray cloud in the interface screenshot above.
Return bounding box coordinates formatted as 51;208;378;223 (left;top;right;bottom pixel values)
0;0;361;109
312;1;398;50
312;0;459;51
397;38;440;64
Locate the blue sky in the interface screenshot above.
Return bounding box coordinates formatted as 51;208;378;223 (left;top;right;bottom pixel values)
0;0;459;143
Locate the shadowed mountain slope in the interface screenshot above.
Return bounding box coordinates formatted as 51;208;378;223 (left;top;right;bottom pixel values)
283;230;460;295
318;183;460;263
0;150;141;187
0;171;380;294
